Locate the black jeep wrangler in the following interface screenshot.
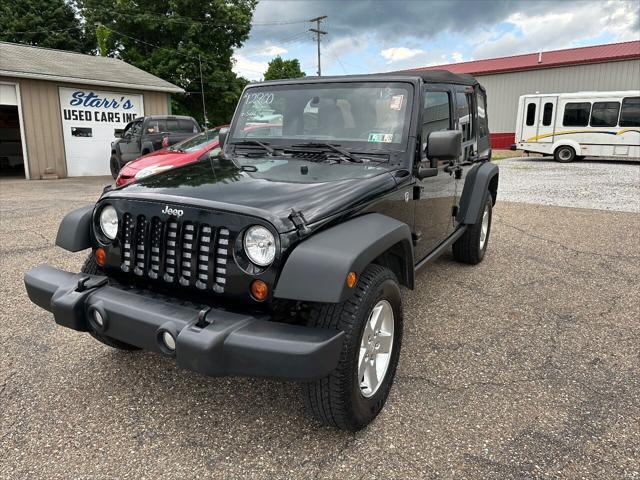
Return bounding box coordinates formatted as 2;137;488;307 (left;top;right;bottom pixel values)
25;71;498;430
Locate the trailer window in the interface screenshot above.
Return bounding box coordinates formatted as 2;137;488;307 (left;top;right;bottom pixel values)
562;102;591;127
542;102;553;126
590;102;620;127
619;97;640;127
526;103;536;126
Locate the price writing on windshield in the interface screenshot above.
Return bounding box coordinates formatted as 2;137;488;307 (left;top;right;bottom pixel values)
245;92;275;105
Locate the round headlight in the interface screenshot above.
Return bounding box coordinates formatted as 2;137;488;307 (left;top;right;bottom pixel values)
243;226;276;266
99;205;119;240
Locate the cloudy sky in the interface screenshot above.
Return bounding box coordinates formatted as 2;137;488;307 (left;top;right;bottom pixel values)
233;0;640;80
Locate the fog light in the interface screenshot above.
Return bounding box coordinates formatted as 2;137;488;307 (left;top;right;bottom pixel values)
93;309;104;327
250;280;268;301
161;331;176;351
95;247;106;267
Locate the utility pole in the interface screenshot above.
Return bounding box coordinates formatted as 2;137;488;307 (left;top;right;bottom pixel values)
308;15;327;76
198;54;208;128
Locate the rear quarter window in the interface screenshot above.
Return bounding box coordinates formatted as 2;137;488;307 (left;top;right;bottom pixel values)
178;119;199;133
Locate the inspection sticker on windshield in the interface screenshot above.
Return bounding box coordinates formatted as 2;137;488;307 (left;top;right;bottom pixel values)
368;133;394;143
389;94;404;110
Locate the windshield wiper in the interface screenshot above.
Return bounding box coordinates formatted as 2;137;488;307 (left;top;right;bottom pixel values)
290;143;363;163
230;139;274;156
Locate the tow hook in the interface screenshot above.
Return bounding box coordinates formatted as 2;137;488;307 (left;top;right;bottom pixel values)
195;307;212;328
75;275;108;293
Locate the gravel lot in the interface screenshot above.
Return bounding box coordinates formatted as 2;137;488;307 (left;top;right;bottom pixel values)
1;168;639;479
498;156;640;212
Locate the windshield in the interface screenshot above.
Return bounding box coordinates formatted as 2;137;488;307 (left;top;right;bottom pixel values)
230;82;413;151
171;128;221;153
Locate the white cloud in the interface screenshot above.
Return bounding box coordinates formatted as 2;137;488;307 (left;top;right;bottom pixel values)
451;51;464;63
232;55;268;81
258;45;288;57
380;47;425;63
473;1;640;60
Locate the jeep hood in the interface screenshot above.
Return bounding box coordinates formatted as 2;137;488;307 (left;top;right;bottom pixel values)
103;157;398;232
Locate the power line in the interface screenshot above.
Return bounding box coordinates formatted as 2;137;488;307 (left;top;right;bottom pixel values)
2;25;83;35
308;15;327;76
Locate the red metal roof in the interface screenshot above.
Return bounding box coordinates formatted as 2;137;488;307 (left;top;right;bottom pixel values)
412;40;640;76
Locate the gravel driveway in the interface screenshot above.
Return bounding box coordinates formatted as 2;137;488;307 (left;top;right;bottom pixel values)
498;156;640;212
1;168;639;479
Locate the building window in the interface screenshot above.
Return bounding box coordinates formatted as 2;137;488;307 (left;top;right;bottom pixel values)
619;97;640;127
71;127;92;137
526;102;536;126
590;102;620;127
542;102;553;126
477;91;488;138
563;102;591;127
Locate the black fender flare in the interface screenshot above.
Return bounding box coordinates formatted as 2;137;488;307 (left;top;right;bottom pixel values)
55;205;94;252
274;213;414;304
456;162;499;225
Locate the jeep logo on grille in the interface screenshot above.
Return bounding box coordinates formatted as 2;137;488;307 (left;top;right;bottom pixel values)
161;206;184;217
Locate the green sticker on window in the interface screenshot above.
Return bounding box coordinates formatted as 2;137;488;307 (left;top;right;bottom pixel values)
368;133;394;143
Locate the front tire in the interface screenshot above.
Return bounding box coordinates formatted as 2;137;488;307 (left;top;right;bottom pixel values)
453;194;492;264
302;264;403;430
554;145;576;163
81;255;140;351
110;156;120;179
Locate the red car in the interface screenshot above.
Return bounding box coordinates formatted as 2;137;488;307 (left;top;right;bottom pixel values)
115;126;226;187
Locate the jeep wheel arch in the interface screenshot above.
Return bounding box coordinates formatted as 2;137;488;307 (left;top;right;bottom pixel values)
55;205;94;252
274;214;414;304
141;141;154;155
457;162;499;225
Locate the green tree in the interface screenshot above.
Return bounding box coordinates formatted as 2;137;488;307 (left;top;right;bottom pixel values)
263;56;306;81
80;0;257;127
0;0;89;52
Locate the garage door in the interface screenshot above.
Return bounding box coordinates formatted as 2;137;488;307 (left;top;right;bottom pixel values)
59;87;144;176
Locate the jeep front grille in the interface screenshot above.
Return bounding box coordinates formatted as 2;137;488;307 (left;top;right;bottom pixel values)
120;213;229;292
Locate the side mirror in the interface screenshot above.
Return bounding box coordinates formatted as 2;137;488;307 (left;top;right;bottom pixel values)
426;130;462;161
114;131;122;139
417;164;438;179
218;127;229;148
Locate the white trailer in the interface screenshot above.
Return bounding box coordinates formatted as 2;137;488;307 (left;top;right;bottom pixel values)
514;91;640;162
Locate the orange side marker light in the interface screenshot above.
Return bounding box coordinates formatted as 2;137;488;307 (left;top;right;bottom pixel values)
346;271;357;288
251;280;269;301
95;247;106;267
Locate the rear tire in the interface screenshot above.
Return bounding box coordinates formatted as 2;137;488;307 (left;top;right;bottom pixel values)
110;156;120;179
302;264;403;431
554;145;576;163
81;255;140;351
453;195;492;265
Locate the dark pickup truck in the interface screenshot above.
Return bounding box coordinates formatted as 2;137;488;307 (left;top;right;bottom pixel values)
110;115;201;178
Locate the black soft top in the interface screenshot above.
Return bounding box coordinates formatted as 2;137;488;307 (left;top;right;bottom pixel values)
255;69;479;87
385;69;478;86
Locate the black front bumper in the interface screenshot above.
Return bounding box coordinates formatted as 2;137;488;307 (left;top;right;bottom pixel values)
24;265;343;380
